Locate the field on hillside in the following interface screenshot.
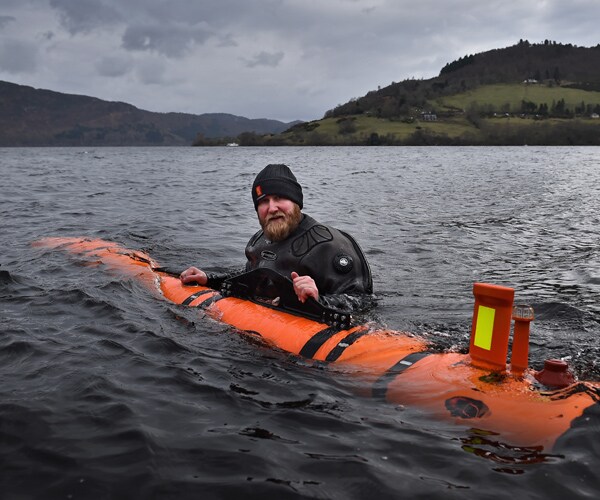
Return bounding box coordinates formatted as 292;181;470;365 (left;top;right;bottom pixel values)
436;83;600;113
293;116;476;143
276;111;600;145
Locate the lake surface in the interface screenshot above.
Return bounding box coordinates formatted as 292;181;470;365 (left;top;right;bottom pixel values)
1;146;599;498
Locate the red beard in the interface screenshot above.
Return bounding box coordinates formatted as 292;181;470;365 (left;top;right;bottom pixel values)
260;204;302;241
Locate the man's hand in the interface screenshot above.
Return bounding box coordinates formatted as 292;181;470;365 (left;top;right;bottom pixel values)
180;266;208;285
291;271;319;303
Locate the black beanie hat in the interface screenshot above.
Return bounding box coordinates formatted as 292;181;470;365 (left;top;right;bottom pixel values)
251;164;303;210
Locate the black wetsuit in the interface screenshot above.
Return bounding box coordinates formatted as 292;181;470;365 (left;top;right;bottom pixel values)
206;214;373;312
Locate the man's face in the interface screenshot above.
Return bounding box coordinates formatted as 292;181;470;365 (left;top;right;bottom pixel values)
257;195;302;241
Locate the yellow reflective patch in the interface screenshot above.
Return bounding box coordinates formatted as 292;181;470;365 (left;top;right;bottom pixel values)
474;305;495;350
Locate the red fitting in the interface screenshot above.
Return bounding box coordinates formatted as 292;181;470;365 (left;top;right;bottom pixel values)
534;359;576;388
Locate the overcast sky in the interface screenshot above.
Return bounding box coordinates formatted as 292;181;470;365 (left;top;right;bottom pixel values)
1;0;599;122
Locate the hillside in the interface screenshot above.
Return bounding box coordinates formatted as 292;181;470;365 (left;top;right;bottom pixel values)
0;81;299;146
326;40;600;118
250;40;600;146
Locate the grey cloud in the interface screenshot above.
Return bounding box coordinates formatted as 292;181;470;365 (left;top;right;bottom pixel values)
0;39;38;73
49;0;123;34
95;55;132;77
125;0;282;31
242;51;285;68
0;16;16;29
216;33;238;48
46;0;260;39
135;59;167;85
121;22;213;57
537;0;600;37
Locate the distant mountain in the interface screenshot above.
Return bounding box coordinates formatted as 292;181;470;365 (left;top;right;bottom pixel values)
0;80;300;146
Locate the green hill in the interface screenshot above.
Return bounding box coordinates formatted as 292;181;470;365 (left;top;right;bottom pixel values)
243;40;600;146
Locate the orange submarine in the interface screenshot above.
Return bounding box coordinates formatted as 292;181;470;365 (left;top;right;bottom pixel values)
34;236;600;453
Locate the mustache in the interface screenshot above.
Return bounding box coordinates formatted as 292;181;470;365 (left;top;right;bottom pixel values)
265;211;287;224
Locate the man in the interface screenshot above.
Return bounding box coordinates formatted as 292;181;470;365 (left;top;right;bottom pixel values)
180;164;373;312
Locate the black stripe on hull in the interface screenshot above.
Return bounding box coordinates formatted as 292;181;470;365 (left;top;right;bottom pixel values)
325;328;370;362
195;294;223;309
299;327;342;358
181;289;215;306
372;352;431;400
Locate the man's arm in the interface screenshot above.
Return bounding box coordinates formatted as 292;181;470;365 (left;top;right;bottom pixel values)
291;271;375;314
180;267;208;285
180;267;241;290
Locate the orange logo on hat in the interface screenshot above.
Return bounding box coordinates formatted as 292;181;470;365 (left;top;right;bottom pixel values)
256;185;262;196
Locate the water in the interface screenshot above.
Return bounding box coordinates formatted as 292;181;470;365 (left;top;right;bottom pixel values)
1;146;599;498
